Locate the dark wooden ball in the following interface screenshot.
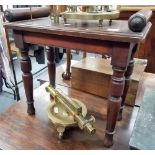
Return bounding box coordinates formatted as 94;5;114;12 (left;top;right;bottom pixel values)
128;15;146;32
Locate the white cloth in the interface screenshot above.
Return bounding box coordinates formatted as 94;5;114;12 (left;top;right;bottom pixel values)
0;13;13;84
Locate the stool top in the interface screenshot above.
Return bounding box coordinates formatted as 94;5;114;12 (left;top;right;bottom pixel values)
4;17;151;43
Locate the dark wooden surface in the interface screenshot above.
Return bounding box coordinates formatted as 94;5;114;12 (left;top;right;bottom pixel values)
4;17;151;43
1;65;154;150
0;82;139;150
4;7;50;22
119;9;155;73
3;17;151;147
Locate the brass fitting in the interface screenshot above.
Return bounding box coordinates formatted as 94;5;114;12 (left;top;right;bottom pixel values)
46;85;96;138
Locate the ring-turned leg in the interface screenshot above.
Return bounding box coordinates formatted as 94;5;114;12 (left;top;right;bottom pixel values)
63;18;67;24
46;46;56;87
20;48;35;115
104;42;132;147
109;19;112;26
117;44;138;121
104;66;126;147
62;49;71;80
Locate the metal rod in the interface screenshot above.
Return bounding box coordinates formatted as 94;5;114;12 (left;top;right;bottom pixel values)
4;28;20;100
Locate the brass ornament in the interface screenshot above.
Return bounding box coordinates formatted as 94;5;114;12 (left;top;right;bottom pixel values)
61;5;120;26
46;85;96;139
49;5;60;23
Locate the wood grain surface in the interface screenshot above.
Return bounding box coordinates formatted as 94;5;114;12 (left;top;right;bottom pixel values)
0;82;139;150
71;58;146;106
4;17;151;43
119;9;155;73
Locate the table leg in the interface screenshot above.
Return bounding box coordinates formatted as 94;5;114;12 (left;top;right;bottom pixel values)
62;49;71;80
46;46;56;88
117;44;138;121
104;66;126;147
99;19;103;27
20;49;35;115
104;43;131;147
63;18;67;24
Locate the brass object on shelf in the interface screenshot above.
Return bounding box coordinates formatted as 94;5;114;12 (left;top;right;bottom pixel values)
61;5;120;26
49;5;60;23
46;85;96;139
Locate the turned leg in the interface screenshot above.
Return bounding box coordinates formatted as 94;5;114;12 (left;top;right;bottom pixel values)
104;42;132;147
46;46;56;88
20;49;35;115
63;18;67;24
104;66;126;147
117;60;134;121
62;49;71;80
99;19;103;27
117;44;138;121
109;19;112;26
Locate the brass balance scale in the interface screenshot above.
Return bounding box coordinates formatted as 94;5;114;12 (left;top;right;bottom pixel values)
47;5;120;139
